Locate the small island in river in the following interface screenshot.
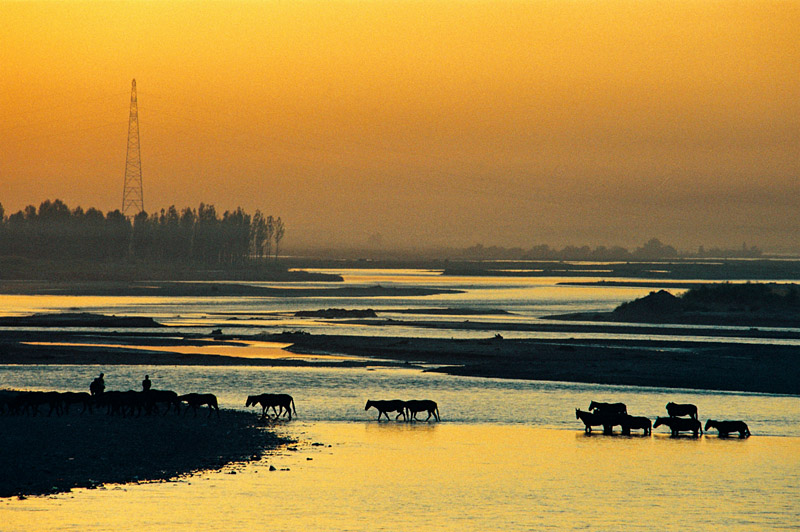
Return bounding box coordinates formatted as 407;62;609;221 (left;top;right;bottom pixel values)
547;282;800;328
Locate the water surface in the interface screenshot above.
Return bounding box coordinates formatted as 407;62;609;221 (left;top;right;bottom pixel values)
3;423;797;531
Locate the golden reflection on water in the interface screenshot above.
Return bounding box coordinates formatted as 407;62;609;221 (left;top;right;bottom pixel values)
21;341;351;360
3;424;798;531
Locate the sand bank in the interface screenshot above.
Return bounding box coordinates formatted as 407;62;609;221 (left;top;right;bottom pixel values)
1;327;797;395
0;280;459;298
277;333;800;396
0;409;290;498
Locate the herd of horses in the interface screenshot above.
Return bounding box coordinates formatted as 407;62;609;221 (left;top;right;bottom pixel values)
0;389;222;418
0;386;751;437
0;388;443;424
576;400;751;438
364;399;441;421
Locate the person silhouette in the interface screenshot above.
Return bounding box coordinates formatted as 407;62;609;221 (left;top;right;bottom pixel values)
142;374;151;392
90;372;105;396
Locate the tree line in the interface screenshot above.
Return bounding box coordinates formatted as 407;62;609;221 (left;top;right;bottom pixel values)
459;238;763;261
0;199;285;266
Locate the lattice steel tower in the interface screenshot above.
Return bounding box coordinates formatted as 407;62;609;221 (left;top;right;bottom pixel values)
122;79;144;216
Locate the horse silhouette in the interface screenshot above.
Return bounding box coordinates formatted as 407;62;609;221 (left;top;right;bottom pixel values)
704;419;750;438
654;416;702;436
144;389;181;415
11;391;61;416
620;414;652;435
365;399;407;421
96;390;142;417
576;408;623;434
666;402;698;419
178;393;220;418
59;391;94;415
405;399;440;421
246;393;296;420
589;401;627;415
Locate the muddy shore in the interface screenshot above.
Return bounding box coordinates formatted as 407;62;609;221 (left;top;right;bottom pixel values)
0;409;291;498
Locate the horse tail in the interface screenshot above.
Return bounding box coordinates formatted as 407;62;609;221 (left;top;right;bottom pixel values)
291;398;297;416
435;406;440;421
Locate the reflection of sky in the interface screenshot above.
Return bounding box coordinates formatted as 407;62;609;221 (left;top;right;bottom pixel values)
1;364;798;436
1;270;798;344
4;423;799;531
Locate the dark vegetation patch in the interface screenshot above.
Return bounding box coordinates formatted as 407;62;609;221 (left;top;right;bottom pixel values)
551;282;800;327
0;408;290;498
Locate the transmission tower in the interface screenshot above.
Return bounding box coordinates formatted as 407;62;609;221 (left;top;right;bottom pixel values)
122;78;144;216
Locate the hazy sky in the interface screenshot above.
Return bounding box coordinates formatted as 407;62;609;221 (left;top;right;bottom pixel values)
3;1;798;251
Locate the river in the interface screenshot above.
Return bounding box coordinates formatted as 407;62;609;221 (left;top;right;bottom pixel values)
0;269;798;529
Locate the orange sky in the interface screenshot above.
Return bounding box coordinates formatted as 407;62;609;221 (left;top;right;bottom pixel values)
2;0;798;251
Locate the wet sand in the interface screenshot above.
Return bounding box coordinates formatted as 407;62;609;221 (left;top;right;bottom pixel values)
0;409;290;498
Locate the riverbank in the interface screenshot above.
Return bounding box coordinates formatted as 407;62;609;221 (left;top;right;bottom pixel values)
0;408;290;498
276;333;800;396
1;328;797;396
0;280;459;298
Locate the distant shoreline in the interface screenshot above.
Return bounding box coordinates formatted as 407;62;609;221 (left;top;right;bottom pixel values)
0;280;460;298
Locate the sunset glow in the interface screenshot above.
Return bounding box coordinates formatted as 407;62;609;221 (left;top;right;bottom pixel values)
3;1;798;250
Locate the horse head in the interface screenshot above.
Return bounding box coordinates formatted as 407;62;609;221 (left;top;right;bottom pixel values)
704;419;715;431
365;400;373;411
245;395;255;407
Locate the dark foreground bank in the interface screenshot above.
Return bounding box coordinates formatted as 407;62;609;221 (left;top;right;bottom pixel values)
0;409;290;498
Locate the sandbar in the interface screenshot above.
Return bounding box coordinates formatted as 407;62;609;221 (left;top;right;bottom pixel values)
0;409;290;498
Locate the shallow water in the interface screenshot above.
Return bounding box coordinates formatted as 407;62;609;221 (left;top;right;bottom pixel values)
3;423;798;531
5;271;799;345
1;269;799;529
2;364;798;436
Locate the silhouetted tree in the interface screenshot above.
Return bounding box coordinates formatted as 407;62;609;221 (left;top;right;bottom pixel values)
251;210;267;261
634;238;677;260
264;215;275;260
0;198;284;269
273;217;285;261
